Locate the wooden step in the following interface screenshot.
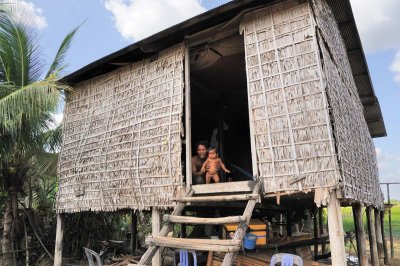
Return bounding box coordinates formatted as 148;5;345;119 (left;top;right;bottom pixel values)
163;214;245;224
191;180;255;194
145;236;241;253
176;193;259;203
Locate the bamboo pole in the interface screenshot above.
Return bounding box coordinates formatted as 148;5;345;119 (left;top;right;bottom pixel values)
164;215;245;225
184;44;192;189
313;207;319;257
352;204;368;266
327;191;346;266
152;208;161;266
54;214;64;266
367;206;379;266
318;208;325;254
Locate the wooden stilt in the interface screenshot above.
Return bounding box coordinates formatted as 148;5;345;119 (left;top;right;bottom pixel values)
374;209;384;265
318;207;325;254
180;210;186;238
286;211;292;237
152;208;162;266
54;214;64;266
367;206;379;266
326;191;346;266
352;204;368;266
131;210;137;253
313;207;319;257
380;210;389;265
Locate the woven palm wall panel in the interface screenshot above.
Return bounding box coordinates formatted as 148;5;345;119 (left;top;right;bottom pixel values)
57;43;185;213
311;0;383;208
241;0;340;197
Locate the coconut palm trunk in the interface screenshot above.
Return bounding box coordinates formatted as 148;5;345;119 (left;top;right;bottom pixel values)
2;191;14;266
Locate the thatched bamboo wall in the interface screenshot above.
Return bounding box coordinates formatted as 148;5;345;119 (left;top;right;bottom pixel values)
310;0;383;208
57;44;185;213
241;0;340;201
241;0;383;208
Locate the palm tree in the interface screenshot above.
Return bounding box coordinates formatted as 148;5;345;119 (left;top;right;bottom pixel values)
0;4;78;265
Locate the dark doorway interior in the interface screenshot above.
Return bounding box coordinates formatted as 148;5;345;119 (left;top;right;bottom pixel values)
190;33;253;182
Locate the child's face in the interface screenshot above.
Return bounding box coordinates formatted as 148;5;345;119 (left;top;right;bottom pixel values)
208;150;217;159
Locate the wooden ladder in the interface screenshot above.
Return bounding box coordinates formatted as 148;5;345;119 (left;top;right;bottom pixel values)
136;181;261;266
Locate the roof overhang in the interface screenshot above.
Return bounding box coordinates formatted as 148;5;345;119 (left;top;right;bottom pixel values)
62;0;386;138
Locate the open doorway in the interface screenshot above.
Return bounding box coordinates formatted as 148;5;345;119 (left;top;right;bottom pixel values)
189;33;253;184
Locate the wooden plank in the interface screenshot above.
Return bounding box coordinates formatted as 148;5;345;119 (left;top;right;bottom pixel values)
177;193;259;203
191;181;255;194
145;236;241;253
164;214;245;224
367;206;379;266
138;190;193;265
327;190;346;266
352;204;368;266
54;213;64;266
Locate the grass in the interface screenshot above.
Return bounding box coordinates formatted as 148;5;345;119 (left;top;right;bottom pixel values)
341;200;400;238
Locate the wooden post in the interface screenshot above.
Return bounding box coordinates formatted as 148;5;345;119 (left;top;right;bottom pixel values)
286;211;292;237
380;210;389;265
318;207;325;254
374;209;384;265
180;210;186;238
386;184;394;258
327;191;346;266
367;206;379;266
184;45;192;189
131;210;138;253
152;208;162;266
352;204;368;266
54;214;64;266
313;207;319;257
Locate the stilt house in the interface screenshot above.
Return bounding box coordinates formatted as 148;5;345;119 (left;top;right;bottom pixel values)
56;0;387;265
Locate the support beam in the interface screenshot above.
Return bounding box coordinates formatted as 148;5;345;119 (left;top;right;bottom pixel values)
152;208;161;266
374;209;384;265
131;211;138;253
352;204;368;266
184;45;192;189
367;206;379;266
380;210;389;265
313;207;319;257
176;193;259;202
318;207;325;254
164;214;245;224
386;184;394;258
54;214;64;266
327;191;346;266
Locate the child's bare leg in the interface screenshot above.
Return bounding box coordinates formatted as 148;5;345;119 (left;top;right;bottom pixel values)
213;174;220;183
206;173;212;184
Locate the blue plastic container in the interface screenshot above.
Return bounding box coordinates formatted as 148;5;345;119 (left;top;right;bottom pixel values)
243;233;257;250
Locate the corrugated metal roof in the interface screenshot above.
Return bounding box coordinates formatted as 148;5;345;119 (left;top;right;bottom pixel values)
62;0;386;138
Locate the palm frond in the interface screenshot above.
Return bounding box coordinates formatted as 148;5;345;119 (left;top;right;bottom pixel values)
46;23;82;78
0;75;71;135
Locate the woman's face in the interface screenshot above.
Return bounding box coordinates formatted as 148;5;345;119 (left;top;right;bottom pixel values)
196;144;207;158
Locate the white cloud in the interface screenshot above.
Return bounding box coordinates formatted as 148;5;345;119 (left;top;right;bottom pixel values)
390;51;400;84
350;0;400;53
2;0;47;29
376;148;400;182
104;0;206;41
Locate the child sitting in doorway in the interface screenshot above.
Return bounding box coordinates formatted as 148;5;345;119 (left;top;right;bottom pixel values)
201;147;230;184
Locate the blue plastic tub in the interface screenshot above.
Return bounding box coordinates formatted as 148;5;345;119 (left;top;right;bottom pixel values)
243;233;257;250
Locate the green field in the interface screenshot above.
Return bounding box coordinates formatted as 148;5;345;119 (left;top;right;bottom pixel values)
341;201;400;238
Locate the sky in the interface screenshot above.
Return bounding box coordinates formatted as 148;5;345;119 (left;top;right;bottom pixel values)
16;0;400;199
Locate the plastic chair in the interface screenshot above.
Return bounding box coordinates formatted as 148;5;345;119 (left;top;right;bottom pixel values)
270;253;303;266
173;249;197;266
84;247;103;266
